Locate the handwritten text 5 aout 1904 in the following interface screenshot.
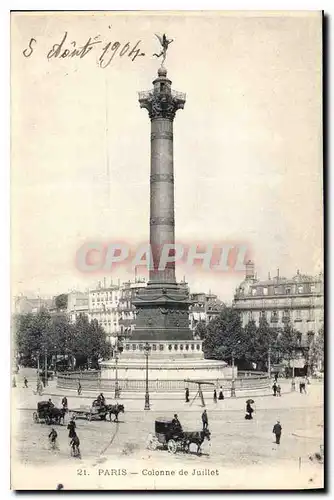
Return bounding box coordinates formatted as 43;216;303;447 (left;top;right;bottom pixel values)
22;31;146;68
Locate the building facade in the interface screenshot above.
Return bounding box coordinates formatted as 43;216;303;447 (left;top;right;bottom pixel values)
233;261;324;346
189;292;225;333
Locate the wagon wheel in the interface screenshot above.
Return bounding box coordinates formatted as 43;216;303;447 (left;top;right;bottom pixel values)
100;414;106;421
45;415;50;425
167;439;177;454
146;434;158;451
33;412;38;423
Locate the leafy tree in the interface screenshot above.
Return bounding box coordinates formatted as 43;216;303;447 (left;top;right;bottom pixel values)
277;321;299;365
194;320;207;340
203;307;248;363
55;293;68;311
309;326;324;371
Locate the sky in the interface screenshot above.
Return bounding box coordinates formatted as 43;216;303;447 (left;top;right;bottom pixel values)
11;11;323;302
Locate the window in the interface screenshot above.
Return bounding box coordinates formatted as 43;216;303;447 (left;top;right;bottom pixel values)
139;344;143;351
263;287;268;296
132;344;136;350
310;284;316;293
260;310;266;320
298;286;303;294
152;344;157;351
248;311;253;321
252;288;257;296
125;344;129;350
180;344;184;350
285;288;291;295
295;309;301;321
274;287;279;295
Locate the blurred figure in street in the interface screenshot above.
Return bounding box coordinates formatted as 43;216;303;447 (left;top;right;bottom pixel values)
273;420;282;444
67;417;76;439
185;387;189;403
70;432;81;457
274;373;278;382
77;381;82;395
218;386;224;400
48;428;58;450
213;389;217;403
23;377;28;388
202;409;209;430
62;396;68;412
245;400;254;420
276;384;282;397
272;381;277;396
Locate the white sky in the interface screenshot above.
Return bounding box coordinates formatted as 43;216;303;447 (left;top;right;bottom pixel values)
11;11;323;302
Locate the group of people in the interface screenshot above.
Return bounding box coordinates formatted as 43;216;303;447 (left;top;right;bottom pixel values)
48;416;81;457
171;409;209;436
185;387;224;403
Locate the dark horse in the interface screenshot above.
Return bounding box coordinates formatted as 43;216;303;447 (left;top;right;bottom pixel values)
106;404;124;422
182;428;211;455
49;407;66;425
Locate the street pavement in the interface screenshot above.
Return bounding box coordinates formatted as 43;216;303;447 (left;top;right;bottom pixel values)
11;369;324;490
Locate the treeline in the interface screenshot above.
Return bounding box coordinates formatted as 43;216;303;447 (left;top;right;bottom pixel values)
196;307;323;372
14;309;112;370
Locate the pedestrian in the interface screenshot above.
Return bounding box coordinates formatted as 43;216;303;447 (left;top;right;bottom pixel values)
185;387;189;403
274;373;278;382
272;420;282;444
299;379;303;394
67;417;76;439
70;432;81;457
213;389;217;403
201;409;209;430
62;396;68;412
276;384;281;397
218;386;224;400
77;381;82;396
272;381;277;396
48;428;58;450
245;401;254;420
302;378;307;394
24;377;28;388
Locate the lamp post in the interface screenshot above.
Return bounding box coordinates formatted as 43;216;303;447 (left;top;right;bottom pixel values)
268;345;271;379
144;342;151;410
291;349;296;391
44;349;48;387
231;351;236;398
114;350;120;399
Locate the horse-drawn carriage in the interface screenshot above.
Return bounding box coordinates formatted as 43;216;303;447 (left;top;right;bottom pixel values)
147;419;211;455
33;401;65;425
69;400;124;422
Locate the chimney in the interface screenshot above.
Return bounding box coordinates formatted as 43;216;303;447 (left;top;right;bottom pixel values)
268;272;271;280
245;260;255;280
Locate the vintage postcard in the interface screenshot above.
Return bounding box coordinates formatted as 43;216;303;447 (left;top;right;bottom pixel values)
11;11;324;490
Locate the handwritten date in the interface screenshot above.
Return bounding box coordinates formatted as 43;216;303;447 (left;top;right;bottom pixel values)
23;32;145;68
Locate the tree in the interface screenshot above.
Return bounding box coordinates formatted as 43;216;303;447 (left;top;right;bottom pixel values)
277;321;299;369
55;293;68;311
194;320;207;340
14;308;52;366
309;326;324;371
203;307;248;363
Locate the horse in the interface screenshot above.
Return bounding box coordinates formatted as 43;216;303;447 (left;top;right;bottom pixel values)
49;407;66;425
106;404;124;422
182;428;211;455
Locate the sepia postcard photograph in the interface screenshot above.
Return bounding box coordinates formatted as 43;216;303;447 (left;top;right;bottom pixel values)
10;10;324;491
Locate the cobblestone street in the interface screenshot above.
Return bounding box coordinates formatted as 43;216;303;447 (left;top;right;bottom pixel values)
11;371;324;490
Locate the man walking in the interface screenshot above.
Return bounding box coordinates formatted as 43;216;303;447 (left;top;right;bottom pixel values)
77;381;82;396
185;387;189;403
272;381;277;396
273;420;282;444
213;389;217;403
276;384;282;397
202;409;209;430
24;377;28;388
